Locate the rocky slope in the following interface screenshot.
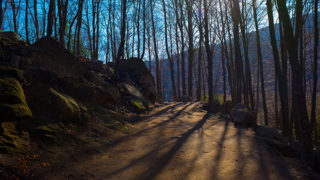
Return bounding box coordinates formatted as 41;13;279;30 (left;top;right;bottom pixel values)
0;31;156;156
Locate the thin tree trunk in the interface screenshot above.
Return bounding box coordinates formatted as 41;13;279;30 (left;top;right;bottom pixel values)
25;0;29;43
276;0;312;161
141;0;146;59
266;0;289;137
231;0;243;104
203;0;214;110
253;0;268;125
150;0;162;99
162;0;177;101
33;0;39;40
178;0;186;97
57;0;69;45
311;0;318;145
116;0;127;62
186;0;194;98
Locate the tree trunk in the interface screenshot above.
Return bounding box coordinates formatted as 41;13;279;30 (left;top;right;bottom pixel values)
203;0;213;110
116;0;127;62
276;0;313;161
179;0;186;97
75;0;84;56
162;0;177;101
150;0;162;99
141;0;146;59
231;0;243;104
47;0;55;36
311;0;318;145
253;0;268;125
10;0;18;33
33;0;39;40
266;0;289;136
57;0;69;45
25;0;29;43
186;0;194;98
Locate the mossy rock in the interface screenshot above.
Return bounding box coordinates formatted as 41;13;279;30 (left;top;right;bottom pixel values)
0;77;32;121
118;82;144;100
48;88;88;124
0;65;25;84
130;98;147;112
0;122;31;154
93;106;129;133
32;123;67;144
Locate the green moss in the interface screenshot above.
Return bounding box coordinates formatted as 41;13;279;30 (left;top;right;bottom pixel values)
0;77;26;104
93;107;130;134
130;99;146;111
203;93;223;105
0;103;32;120
0;78;32;121
49;88;82;122
0;122;31;154
30;121;75;145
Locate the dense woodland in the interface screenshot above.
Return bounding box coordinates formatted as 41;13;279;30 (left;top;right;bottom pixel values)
0;0;319;165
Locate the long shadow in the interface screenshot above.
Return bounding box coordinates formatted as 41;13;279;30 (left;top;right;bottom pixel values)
131;102;185;123
210;119;230;179
98;103;200;179
253;135;294;180
229;125;294;180
35;103;194;177
135;113;212;180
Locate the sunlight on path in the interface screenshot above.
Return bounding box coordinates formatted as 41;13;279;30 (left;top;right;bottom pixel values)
50;102;305;180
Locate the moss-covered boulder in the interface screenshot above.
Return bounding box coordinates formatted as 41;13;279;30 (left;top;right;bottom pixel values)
129;97;147;112
0;122;31;153
93;106;129;133
0;65;25;84
118;82;149;113
74;81;121;106
0;77;32;121
48;88;88;124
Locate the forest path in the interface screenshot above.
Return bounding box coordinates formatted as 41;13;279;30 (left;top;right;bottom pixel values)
48;102;312;180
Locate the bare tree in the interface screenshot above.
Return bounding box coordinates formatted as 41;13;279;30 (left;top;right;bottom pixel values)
150;0;162;99
252;0;268;125
57;0;69;45
203;0;214;110
311;0;318;145
33;0;39;40
186;0;194;98
47;0;55;36
162;0;177;101
116;0;127;62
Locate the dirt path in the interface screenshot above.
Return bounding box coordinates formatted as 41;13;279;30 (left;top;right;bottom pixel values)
45;102;315;180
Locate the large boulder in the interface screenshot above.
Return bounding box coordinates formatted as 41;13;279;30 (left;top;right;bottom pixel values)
0;31;32;68
0;65;26;85
93;106;129;133
220;100;234;114
116;58;156;104
74;81;121;106
0;77;32;121
230;103;257;128
118;81;148;113
32;37;88;80
48;88;88;124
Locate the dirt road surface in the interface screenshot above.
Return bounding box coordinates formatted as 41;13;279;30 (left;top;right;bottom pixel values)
42;102;316;180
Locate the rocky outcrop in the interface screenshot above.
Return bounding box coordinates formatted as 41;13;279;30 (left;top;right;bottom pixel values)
116;58;156;104
0;31;157;150
48;88;88;124
230;103;257;128
0;77;32;121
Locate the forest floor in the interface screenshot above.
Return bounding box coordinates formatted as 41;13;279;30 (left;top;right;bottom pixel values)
1;102;319;180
